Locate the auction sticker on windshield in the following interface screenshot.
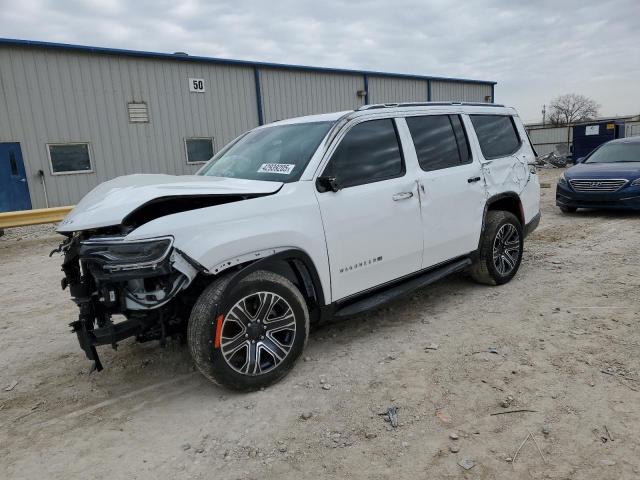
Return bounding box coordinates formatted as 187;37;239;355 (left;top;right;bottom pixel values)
257;163;295;174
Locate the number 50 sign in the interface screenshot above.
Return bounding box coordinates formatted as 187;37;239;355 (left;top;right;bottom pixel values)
188;78;205;93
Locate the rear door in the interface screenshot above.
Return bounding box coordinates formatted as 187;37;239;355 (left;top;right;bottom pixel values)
0;143;32;213
468;114;531;204
402;114;485;268
315;118;423;301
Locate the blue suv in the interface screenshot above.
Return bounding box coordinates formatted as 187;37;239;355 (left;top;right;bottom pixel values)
556;136;640;212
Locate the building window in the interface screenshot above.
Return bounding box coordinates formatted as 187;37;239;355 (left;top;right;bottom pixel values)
185;137;215;164
128;102;149;123
48;143;93;175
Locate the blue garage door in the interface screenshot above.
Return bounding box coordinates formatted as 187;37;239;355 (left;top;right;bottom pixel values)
0;143;32;212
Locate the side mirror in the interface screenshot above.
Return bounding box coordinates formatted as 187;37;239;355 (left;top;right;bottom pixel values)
316;176;342;193
575;157;585;164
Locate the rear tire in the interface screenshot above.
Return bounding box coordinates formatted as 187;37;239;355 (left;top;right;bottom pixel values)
188;270;309;391
469;211;523;286
559;206;577;213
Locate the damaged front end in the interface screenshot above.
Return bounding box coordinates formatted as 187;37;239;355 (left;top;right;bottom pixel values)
57;232;201;372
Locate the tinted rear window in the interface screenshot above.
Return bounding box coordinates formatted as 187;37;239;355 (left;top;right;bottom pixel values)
406;114;471;172
470;115;521;159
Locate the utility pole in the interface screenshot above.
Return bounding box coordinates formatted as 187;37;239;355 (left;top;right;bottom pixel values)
542;104;546;126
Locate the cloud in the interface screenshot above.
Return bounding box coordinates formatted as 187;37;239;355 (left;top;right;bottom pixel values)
1;0;639;121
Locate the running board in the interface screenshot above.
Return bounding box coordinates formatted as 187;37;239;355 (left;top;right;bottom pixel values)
333;258;472;318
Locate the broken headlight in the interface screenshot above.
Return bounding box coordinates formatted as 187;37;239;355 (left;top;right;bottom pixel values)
79;237;173;272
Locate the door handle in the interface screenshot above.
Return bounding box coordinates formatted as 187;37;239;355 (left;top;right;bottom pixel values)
392;192;414;201
467;176;481;183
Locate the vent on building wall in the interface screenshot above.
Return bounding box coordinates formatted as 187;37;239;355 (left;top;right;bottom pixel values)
127;102;149;123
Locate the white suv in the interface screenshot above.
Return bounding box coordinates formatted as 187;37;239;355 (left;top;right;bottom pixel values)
56;102;540;390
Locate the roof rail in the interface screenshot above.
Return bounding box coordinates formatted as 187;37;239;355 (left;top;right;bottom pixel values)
356;101;505;111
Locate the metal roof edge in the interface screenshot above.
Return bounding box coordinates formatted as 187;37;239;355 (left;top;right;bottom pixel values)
0;37;498;86
526;114;640;129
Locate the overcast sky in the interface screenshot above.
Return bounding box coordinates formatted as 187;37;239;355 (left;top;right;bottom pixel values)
1;0;639;122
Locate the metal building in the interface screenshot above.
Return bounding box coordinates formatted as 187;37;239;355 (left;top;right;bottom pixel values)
527;126;572;157
0;38;496;211
526;114;640;161
625;121;640;138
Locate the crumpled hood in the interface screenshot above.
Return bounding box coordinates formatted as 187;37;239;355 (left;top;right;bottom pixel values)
566;162;640;179
57;174;283;232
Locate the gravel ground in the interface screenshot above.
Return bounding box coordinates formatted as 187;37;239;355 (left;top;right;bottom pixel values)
0;223;58;243
1;168;639;480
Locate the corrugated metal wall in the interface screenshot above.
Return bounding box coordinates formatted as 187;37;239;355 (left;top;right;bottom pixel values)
259;69;364;123
625;122;640;138
528;126;572;144
0;46;259;208
0;44;495;208
526;126;572;156
367;76;428;103
430;81;492;102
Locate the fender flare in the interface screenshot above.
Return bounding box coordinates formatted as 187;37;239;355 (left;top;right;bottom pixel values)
477;192;524;249
218;248;326;315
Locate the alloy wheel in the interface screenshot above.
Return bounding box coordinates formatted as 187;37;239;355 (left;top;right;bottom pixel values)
220;292;297;375
492;223;520;276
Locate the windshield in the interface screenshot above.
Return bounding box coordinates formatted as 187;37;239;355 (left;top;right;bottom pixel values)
198;121;334;182
585;142;640;163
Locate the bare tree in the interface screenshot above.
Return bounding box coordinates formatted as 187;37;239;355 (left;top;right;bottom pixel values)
548;94;599;126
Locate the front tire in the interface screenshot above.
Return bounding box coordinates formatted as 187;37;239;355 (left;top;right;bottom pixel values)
188;270;309;391
469;211;524;286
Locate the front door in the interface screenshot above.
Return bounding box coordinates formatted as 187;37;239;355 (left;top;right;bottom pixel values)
315;118;423;301
0;143;32;212
402;114;485;268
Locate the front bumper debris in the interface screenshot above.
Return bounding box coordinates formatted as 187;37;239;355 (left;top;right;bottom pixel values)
70;315;143;372
59;234;199;372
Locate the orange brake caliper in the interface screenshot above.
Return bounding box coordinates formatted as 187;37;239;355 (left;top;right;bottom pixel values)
214;314;224;349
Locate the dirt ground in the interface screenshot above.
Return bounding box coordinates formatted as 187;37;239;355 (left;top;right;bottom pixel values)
1;168;639;480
